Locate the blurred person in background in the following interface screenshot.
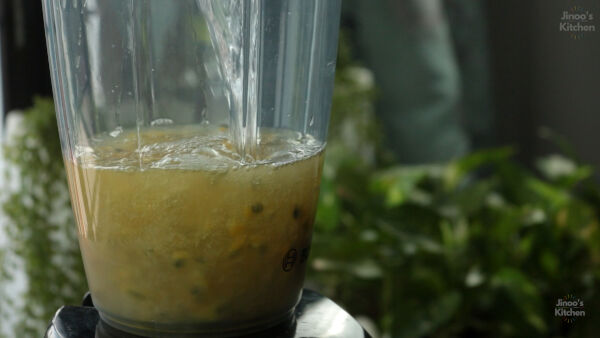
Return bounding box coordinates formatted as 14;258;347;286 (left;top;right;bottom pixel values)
342;0;493;164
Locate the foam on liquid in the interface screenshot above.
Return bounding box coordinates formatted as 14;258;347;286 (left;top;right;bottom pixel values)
75;125;324;171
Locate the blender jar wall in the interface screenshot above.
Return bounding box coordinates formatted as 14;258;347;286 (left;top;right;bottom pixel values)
42;0;341;336
43;0;341;161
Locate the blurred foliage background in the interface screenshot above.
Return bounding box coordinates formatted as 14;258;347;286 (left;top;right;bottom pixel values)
308;37;600;337
1;32;599;337
1;99;87;336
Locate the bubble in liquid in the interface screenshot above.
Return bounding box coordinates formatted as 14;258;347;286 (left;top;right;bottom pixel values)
109;126;124;138
151;118;174;127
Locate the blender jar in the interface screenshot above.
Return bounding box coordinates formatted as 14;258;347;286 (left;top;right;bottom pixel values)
42;0;341;336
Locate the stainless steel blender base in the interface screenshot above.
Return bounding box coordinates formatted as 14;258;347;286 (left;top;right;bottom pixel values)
45;289;371;338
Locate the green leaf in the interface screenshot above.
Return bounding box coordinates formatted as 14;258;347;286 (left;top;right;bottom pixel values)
371;166;439;207
444;147;514;189
525;177;570;208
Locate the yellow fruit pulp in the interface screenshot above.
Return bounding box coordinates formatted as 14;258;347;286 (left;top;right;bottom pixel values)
65;125;324;330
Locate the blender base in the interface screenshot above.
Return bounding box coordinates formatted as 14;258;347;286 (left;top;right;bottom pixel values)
97;301;296;338
44;289;371;338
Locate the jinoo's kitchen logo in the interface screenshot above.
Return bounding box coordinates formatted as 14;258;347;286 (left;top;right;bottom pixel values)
555;294;585;323
559;5;595;40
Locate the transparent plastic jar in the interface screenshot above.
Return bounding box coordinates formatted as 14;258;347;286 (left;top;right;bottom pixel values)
42;0;341;336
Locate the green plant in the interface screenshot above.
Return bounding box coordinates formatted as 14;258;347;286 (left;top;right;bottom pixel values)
306;33;600;338
310;92;600;337
316;146;600;337
0;249;10;338
2;98;87;337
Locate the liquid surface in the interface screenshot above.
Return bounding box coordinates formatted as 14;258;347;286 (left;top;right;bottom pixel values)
76;125;323;170
66;126;324;331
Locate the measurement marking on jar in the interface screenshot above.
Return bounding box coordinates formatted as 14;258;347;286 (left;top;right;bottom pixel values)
282;248;298;272
300;246;310;264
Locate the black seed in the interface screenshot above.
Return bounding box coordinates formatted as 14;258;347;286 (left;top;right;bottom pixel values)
127;290;145;300
293;206;301;219
251;203;264;213
174;259;185;268
229;248;242;258
255;244;268;254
